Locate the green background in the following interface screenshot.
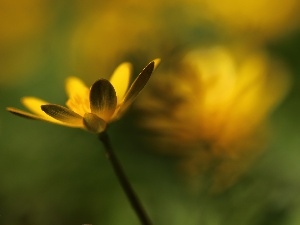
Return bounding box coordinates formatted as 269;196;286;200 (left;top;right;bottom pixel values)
1;1;300;225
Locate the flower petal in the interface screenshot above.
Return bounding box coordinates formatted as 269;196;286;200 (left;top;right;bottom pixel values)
153;58;161;71
83;113;107;133
6;107;69;125
22;96;50;116
109;62;132;105
7;107;47;120
65;76;89;99
20;96;66;123
89;79;117;121
121;59;160;111
65;77;90;116
41;104;83;127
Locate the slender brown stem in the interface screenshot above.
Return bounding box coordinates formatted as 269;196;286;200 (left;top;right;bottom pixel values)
98;132;153;225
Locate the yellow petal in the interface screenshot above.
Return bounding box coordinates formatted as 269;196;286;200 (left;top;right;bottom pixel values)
7;107;47;120
41;104;83;127
89;79;117;121
153;58;161;70
109;62;132;105
83;113;107;133
65;77;90;115
21;96;50;116
20;96;64;123
65;76;89;98
6;107;67;125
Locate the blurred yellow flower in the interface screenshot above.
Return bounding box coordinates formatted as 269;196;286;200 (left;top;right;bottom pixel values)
137;46;290;189
7;59;160;133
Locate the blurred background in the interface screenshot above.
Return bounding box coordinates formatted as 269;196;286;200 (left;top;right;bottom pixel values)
1;0;300;224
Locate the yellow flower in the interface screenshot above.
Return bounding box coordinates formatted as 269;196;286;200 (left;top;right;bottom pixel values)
7;59;160;133
137;47;290;190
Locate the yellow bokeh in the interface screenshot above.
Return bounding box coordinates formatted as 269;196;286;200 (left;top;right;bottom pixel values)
0;0;56;85
198;0;300;42
137;45;291;190
70;1;161;81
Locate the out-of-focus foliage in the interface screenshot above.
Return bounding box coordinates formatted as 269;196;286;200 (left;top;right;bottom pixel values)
1;0;300;225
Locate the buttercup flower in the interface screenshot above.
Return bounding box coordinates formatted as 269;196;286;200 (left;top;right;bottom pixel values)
137;47;290;190
7;59;160;133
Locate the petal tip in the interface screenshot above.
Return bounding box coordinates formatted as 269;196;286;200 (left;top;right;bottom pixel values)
120;62;133;70
153;58;161;70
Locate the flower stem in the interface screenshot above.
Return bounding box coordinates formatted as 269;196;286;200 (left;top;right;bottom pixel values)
98;132;153;225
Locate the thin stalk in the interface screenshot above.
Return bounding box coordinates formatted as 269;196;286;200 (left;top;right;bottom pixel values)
98;132;152;225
